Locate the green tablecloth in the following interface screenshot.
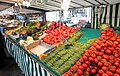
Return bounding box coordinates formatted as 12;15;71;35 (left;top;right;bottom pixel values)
79;28;102;43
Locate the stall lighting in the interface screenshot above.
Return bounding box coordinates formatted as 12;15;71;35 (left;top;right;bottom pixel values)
99;4;106;8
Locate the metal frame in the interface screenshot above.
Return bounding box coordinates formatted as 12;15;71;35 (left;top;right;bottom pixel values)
103;0;109;4
84;0;95;5
71;1;84;7
95;0;103;5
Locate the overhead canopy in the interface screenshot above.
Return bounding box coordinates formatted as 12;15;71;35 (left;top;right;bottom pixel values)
0;0;120;11
0;6;42;15
31;0;120;11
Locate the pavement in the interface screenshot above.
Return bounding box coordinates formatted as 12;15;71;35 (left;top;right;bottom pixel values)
0;58;24;76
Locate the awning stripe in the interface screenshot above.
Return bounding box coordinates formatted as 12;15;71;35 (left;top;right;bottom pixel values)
109;5;113;26
93;7;95;29
101;6;106;23
114;3;119;27
92;3;120;29
117;4;120;27
106;5;110;24
112;5;116;27
99;7;103;24
103;6;107;23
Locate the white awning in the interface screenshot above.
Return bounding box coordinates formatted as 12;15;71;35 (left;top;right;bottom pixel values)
0;0;120;11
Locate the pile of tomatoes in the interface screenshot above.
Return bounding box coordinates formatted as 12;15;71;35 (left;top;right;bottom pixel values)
64;28;120;76
42;26;78;44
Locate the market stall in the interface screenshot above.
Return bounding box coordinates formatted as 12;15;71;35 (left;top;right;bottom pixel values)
0;0;120;76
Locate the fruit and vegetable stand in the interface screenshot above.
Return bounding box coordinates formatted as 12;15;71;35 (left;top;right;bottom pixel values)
0;1;119;76
2;20;120;76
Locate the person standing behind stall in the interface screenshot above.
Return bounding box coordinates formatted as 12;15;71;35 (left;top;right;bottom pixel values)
24;15;30;27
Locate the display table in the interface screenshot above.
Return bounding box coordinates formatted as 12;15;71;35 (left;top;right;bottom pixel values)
2;28;120;76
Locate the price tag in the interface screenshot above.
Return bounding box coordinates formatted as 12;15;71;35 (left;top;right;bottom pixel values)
56;42;63;47
39;54;47;59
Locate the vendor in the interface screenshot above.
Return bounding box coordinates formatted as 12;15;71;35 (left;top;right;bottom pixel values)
24;15;30;26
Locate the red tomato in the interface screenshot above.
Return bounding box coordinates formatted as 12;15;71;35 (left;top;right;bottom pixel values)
101;59;107;63
93;51;99;55
91;69;96;74
96;74;100;76
63;74;69;76
113;44;117;48
109;55;114;60
102;73;109;76
117;38;120;42
113;73;119;76
94;58;99;63
104;62;110;67
82;63;88;69
85;61;90;66
82;55;88;61
102;55;109;61
114;33;118;37
79;58;84;63
107;41;113;46
92;43;98;47
78;69;83;75
96;45;102;50
118;44;120;48
98;62;103;67
86;68;90;72
109;66;116;73
73;73;78;76
106;71;113;76
66;70;73;75
75;61;81;66
110;37;116;41
78;66;84;70
70;66;76;72
109;59;114;64
100;43;105;48
114;41;119;45
84;52;90;57
100;49;105;53
89;65;93;69
84;71;90;76
102;40;106;43
91;54;96;58
104;47;107;50
98;69;104;75
108;47;114;51
116;69;120;74
97;56;102;61
114;62;119;67
94;66;99;70
88;57;94;62
98;52;103;56
114;54;119;58
105;49;111;55
102;66;108;72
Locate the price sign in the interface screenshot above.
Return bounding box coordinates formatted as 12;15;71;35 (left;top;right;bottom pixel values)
61;0;71;10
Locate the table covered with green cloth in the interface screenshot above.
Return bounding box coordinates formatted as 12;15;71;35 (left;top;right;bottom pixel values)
3;28;120;76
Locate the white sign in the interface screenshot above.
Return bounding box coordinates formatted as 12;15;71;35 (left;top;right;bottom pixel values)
61;0;71;10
